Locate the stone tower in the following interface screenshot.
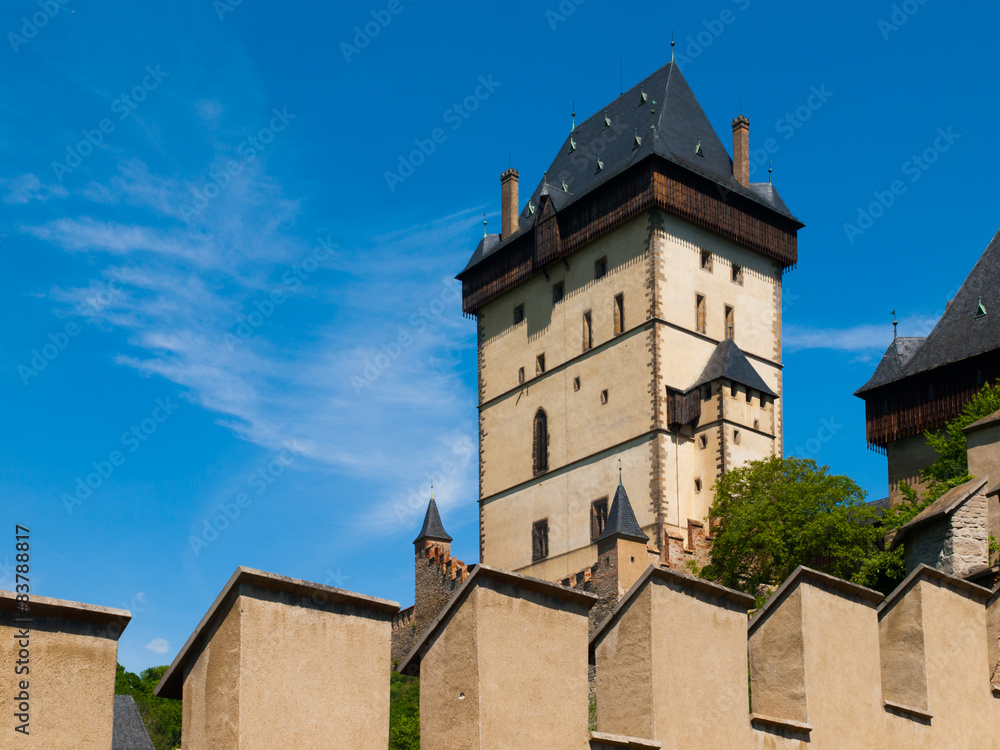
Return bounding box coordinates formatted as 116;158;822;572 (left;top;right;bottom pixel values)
456;61;803;580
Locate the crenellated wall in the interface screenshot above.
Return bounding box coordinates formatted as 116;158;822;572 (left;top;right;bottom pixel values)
148;561;1000;749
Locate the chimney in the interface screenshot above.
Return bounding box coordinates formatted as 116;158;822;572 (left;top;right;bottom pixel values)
501;168;519;239
731;115;750;187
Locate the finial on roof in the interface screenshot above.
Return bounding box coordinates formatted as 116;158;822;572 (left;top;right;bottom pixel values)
618;457;622;485
483;212;487;238
649;108;656;131
891;309;897;339
572;101;576;131
430;482;434;500
671;32;675;63
768;160;772;183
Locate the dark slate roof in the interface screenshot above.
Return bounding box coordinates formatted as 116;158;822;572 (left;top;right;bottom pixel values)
690;339;778;397
112;695;155;750
596;482;649;544
857;228;1000;395
461;61;800;275
891;476;990;548
414;497;452;544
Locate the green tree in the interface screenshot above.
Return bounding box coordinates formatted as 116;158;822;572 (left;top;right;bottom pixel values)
115;664;182;750
703;456;879;603
389;671;420;749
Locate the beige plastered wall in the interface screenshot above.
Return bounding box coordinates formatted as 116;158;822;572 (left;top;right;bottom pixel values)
0;612;119;750
419;577;591;750
181;584;391;750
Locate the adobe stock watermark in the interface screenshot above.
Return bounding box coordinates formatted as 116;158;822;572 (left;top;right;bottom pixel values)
384;75;501;192
51;66;170;182
306;567;352;606
7;0;72;53
545;0;586;30
213;0;245;21
188;442;302;556
748;85;833;179
391;437;474;527
19;270;135;386
340;0;414;63
350;279;460;393
179;107;296;222
61;397;181;514
225;236;337;351
877;0;929;40
673;0;751;66
553;114;628;194
842;127;959;244
790;416;843;460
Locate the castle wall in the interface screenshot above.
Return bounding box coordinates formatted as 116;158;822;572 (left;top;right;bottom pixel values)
0;593;127;750
905;489;990;577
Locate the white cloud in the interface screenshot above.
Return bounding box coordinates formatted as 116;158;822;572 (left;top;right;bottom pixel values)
144;638;170;654
38;158;481;537
784;315;939;353
1;173;67;204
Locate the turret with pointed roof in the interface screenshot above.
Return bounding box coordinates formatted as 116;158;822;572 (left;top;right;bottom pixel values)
414;496;452;546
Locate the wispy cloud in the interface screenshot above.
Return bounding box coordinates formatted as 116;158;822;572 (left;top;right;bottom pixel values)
33;157;480;535
1;173;67;204
784;314;939;353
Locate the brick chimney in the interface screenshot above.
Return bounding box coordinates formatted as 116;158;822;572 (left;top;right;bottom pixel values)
731;115;749;187
501;168;519;239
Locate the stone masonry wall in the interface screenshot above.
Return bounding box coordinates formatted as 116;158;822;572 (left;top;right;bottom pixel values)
906;490;989;578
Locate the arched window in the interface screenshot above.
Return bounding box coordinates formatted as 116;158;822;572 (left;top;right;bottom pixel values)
533;409;549;475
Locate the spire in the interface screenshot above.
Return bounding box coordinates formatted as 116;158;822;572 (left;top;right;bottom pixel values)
596;479;648;544
414;496;452;545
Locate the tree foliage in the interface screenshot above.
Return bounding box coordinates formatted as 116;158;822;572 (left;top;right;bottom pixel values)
919;380;1000;500
703;456;879;602
389;671;420;749
115;664;182;750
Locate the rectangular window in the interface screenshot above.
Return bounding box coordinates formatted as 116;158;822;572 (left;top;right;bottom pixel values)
532;519;550;562
600;389;609;405
695;478;702;493
700;249;713;271
732;264;743;284
513;304;524;324
591;498;609;541
573;376;581;391
595;256;607;279
518;367;525;385
553;281;565;305
582;311;593;351
696;294;706;334
614;293;624;335
725;305;735;340
536;353;546;376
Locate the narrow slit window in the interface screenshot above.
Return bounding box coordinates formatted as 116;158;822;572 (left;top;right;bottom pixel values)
583;311;593;351
600;389;609;405
699;435;708;450
536;354;546;376
532;409;549;475
734;429;742;445
591;498;609;541
532;519;550;561
696;295;706;334
700;250;713;271
573;376;581;391
614;293;624;335
695;478;702;493
732;264;743;285
725;305;735;340
518;367;525;385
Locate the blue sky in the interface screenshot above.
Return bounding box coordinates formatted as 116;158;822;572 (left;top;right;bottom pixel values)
1;0;998;672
